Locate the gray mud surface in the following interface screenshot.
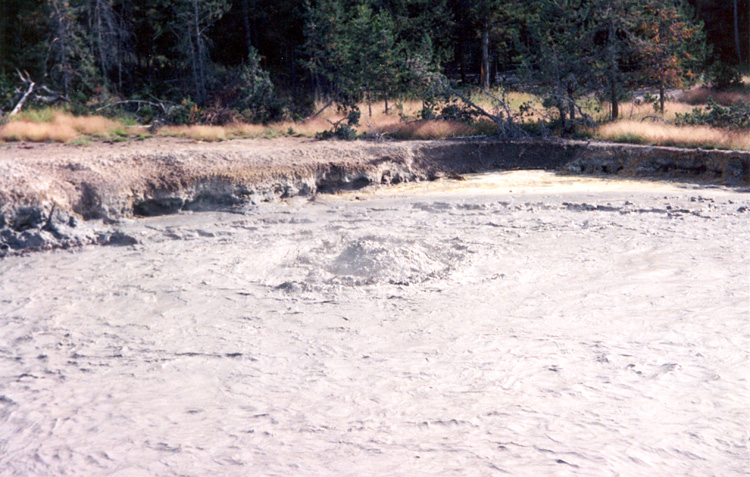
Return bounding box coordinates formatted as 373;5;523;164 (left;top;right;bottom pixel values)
1;171;749;475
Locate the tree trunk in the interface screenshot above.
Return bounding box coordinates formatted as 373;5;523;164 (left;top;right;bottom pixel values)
241;0;253;55
558;105;567;130
96;0;108;89
384;82;389;115
659;79;665;114
59;5;70;96
459;39;467;84
567;85;576;120
188;4;200;104
608;19;619;120
735;0;742;64
658;17;665;114
367;87;372;117
0;0;7;76
610;80;618;120
481;23;490;90
192;0;204;104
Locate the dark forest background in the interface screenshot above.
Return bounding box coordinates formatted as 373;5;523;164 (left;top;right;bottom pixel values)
0;0;745;124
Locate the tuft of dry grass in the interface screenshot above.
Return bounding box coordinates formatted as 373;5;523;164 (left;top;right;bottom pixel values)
0;110;125;143
158;125;228;142
378;119;488;139
0;120;79;142
225;123;269;138
596;120;750;150
62;113;121;137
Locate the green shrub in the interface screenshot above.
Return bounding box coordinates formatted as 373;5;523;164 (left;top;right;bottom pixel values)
609;133;648;145
238;48;283;123
167;98;201;125
675;98;750;129
316;108;361;140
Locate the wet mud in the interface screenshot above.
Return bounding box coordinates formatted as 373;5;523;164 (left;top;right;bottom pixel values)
1;171;748;475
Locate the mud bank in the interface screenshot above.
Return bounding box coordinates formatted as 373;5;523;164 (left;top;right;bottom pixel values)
1;137;748;255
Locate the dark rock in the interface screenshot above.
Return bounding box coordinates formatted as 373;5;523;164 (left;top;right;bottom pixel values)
100;231;139;246
133;198;185;216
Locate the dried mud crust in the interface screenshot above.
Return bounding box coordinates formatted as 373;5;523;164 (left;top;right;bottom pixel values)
0;137;748;255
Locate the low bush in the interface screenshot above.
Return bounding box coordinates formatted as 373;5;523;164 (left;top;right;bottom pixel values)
316;109;361;140
166;99;202;125
674;99;750;129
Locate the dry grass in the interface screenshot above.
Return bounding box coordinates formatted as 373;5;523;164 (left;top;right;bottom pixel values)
14;93;737;146
272;119;338;137
225;123;271;138
158;125;228;142
679;88;750;106
378;119;493;139
64;114;121;136
156;100;484;141
0;110;125;143
592;101;697;122
596;120;750;150
0;120;79;142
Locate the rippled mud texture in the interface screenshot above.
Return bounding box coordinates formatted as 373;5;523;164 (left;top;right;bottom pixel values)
1;172;748;475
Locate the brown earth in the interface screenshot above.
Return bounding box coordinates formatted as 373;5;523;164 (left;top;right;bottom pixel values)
1;136;748;255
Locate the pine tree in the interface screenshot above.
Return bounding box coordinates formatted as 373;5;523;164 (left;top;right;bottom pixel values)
526;0;592;127
47;0;96;100
238;47;277;122
169;0;230;105
86;0;132;94
469;0;525;90
637;0;705;113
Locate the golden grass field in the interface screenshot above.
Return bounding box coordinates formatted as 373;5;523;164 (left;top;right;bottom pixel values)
2;87;750;150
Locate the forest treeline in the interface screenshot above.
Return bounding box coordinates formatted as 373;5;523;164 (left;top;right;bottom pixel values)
0;0;746;126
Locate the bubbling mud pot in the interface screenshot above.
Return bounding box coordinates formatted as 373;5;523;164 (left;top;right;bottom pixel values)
1;171;749;475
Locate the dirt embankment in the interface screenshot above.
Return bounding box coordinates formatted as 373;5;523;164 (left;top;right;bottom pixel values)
1;137;748;255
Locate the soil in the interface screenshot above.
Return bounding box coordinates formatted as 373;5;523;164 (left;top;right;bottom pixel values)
1;136;748;256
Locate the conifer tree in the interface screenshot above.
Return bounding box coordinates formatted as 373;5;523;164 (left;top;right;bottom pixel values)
47;0;96;100
169;0;229;105
637;0;705;113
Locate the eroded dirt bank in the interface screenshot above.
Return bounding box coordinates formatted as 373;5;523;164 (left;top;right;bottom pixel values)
1;137;748;254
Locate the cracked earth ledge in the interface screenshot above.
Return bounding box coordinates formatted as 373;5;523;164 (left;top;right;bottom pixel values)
1;137;748;255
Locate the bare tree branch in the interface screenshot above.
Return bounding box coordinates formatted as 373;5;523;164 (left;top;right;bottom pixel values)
9;71;35;117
